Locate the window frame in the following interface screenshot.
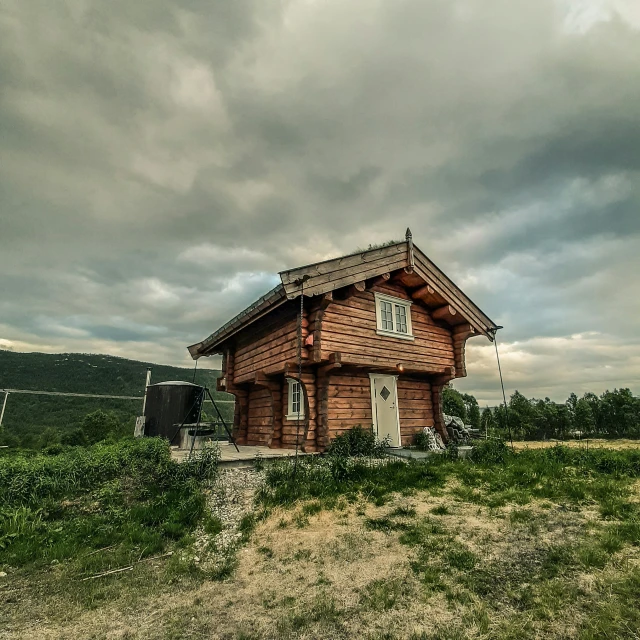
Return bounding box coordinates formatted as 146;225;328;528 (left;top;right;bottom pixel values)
285;378;305;420
374;292;414;341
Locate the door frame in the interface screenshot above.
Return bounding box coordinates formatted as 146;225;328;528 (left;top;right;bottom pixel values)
368;373;401;448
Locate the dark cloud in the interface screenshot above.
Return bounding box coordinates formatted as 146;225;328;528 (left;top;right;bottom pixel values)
1;0;639;402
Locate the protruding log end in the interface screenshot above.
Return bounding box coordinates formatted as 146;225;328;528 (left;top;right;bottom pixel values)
432;304;457;322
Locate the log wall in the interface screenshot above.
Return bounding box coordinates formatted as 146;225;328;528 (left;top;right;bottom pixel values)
281;372;317;450
233;303;306;384
324;369;435;447
326;370;373;440
396;377;434;446
320;281;455;372
246;386;273;446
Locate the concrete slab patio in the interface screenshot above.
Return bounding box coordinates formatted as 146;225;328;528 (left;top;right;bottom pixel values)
171;443;319;468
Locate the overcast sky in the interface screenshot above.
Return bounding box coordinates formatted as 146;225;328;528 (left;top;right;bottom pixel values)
1;0;639;404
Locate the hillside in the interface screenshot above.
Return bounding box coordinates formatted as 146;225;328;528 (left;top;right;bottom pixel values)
0;351;230;446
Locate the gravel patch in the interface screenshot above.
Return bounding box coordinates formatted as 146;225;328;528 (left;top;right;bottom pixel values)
192;467;265;572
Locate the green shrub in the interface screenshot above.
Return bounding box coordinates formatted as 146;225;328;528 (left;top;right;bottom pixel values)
61;428;89;447
470;438;512;464
327;425;389;458
81;409;121;444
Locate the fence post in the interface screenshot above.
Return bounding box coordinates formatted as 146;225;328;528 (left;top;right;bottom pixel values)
0;391;8;428
141;368;152;415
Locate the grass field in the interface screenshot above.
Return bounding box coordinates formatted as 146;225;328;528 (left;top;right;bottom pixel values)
513;438;640;451
2;440;640;639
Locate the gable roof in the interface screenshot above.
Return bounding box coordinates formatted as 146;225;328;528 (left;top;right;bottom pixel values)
187;234;499;358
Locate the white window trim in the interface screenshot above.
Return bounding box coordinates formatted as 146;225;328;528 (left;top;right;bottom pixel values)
374;292;414;341
285;377;305;421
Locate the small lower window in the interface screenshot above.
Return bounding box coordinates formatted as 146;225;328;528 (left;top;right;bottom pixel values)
286;378;305;420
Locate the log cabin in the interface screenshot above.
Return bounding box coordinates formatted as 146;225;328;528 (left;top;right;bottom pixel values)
187;230;499;452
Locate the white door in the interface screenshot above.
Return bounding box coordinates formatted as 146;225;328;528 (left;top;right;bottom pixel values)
370;374;401;448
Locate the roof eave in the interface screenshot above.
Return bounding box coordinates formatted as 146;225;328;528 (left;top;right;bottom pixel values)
187;284;287;359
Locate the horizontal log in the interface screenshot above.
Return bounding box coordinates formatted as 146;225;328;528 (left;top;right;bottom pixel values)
249;409;274;424
330;354;454;374
281;427;311;437
411;283;446;308
236;328;303;361
235;341;302;371
368;273;391;288
330;398;374;409
328;409;372;419
236;307;298;349
329;377;372;387
370;282;411;300
399;408;434;419
249;398;272;407
248;417;273;427
234;353;306;381
322;316;455;348
282;243;406;283
331;386;371;399
432;305;457;322
247;426;276;435
397;382;432;392
321;330;455;358
294;253;408;296
324;303;454;338
249;390;271;399
235;320;299;358
248;410;274;420
399;418;435;428
325;325;453;352
412;283;435;300
322;342;454;368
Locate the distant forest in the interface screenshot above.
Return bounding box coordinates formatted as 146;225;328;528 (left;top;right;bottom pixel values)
0;351;232;449
444;387;640;441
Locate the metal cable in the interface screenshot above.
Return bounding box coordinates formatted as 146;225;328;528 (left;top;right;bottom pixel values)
493;331;514;449
293;280;304;478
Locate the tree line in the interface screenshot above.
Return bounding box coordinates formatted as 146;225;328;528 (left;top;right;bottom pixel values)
444;386;640;441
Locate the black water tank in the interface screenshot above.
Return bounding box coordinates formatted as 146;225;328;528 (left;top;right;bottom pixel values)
144;381;204;444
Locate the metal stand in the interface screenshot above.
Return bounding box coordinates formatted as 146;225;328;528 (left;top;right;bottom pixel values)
205;387;240;452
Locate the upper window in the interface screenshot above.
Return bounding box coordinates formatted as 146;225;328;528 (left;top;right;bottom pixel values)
374;293;414;340
286;378;305;420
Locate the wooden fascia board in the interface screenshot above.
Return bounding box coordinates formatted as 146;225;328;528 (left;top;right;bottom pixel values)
282;255;409;299
280;242;408;299
412;248;498;340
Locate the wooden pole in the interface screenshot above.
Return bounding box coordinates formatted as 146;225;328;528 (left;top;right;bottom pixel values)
0;391;8;428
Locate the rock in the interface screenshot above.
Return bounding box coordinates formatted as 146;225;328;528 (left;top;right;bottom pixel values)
0;572;7;578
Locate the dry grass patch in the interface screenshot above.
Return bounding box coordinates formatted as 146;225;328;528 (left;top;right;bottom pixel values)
6;442;640;639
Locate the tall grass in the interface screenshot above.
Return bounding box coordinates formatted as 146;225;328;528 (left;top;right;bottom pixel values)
259;439;640;516
0;438;218;569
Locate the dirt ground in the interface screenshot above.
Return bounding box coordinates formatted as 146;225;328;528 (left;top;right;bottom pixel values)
8;482;639;640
